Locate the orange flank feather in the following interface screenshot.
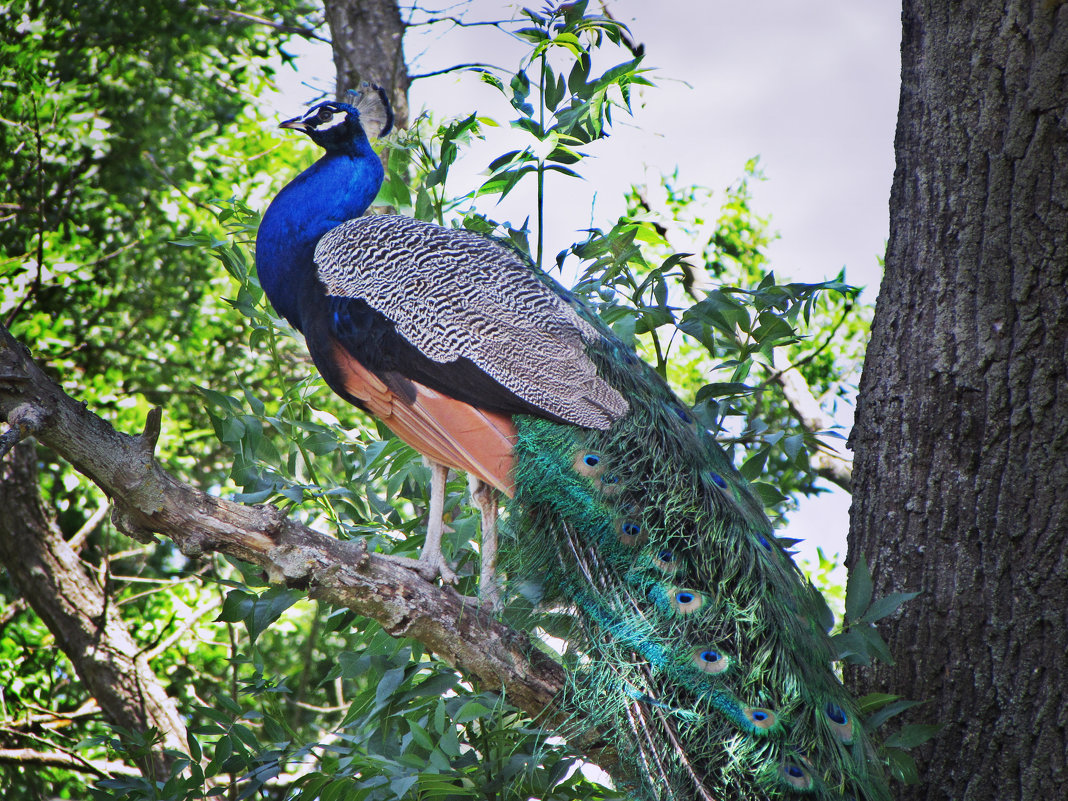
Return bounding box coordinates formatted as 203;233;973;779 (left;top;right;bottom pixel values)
329;341;517;496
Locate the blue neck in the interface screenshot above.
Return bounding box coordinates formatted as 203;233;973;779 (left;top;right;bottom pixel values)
256;137;383;329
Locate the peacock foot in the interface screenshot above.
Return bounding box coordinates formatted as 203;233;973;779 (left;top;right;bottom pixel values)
381;551;458;585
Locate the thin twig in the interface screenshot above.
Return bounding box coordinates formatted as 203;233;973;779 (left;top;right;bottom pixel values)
410;62;499;81
409;16;512;28
197;7;331;44
144;597;224;661
67;502;110;552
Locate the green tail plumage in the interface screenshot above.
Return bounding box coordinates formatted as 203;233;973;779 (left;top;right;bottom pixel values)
504;338;889;801
258;81;892;801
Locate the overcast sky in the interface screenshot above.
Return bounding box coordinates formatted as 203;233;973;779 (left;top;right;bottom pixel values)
271;1;904;571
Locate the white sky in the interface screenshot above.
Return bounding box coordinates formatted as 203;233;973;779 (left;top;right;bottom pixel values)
270;1;903;576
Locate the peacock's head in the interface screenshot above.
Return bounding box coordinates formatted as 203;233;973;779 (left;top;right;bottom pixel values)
279;85;392;153
279;101;365;151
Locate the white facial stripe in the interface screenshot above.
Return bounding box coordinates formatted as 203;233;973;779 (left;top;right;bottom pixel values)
300;104;347;130
316;114;348;131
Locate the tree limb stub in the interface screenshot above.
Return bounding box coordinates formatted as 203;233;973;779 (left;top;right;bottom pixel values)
0;323;614;769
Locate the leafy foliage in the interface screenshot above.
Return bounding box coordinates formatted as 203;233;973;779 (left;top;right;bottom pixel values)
0;2;916;799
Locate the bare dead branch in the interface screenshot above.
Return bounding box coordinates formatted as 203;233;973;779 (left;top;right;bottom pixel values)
408;16;511;29
142;596;224;661
67;500;110;552
765;351;853;492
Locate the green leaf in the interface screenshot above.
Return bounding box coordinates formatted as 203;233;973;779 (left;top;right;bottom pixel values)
454;700;494;723
513;117;547;138
830;629;870;664
544;164;582;179
739;448;769;481
860;590;920;623
750;481;788;507
855;692;902;714
845;555;874;622
303;431;339;456
865;698;923;730
487;149;534;171
514;27;549;44
478;165;538;199
886;748;920;784
375;666;408;707
414;185;434;221
438;718;460;756
782;433;804;459
884;723;942;749
857;621;895;664
219;587;301;643
633;305;674;334
480;72;505;92
610;312;636;345
696;382;755;400
337;651;366;679
593;56;644;90
544;66;565;110
568;53;591;95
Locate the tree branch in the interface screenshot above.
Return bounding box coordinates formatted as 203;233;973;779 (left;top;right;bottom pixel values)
409;62;498;81
0;747;139;777
767;355;853;491
0;322;615;772
196;7;332;44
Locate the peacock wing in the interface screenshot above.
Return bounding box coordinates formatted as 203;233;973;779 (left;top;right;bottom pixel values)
313;214;628;430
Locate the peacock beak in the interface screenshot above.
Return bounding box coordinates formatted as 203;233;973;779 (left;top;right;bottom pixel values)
279;117;310;132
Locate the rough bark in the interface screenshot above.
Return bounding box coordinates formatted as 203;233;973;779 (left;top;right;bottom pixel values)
848;3;1068;800
0;442;188;780
0;323;617;774
323;0;410;129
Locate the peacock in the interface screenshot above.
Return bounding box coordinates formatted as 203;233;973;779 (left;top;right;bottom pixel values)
254;85;890;801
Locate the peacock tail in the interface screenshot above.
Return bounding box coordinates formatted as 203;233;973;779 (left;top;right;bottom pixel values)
503;335;888;801
255;86;892;801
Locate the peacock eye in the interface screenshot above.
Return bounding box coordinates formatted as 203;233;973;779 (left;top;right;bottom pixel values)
317;108;334;123
670;588;703;614
693;647;729;674
652;548;678;574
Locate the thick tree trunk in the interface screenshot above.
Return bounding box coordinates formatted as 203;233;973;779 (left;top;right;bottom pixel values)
849;3;1068;800
0;443;188;780
323;0;410;129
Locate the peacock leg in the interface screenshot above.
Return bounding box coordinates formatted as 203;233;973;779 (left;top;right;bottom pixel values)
383;460;457;583
417;460;458;583
470;478;500;609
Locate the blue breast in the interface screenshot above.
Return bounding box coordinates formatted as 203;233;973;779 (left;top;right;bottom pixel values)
255;143;383;329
